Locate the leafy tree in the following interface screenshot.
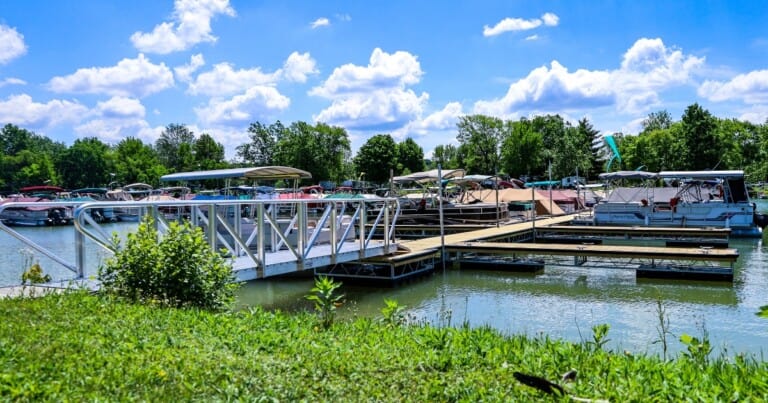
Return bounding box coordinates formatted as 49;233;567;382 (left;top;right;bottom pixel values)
236;121;283;166
155;124;196;173
680;103;723;170
396;138;424;175
273;121;350;183
629;126;685;172
353;134;398;184
530;114;583;178
56;137;114;189
501;118;544;179
0;123;33;155
4;150;59;189
641;110;673;134
753;123;768;182
194;133;226;171
314;122;351;182
555;125;591;180
718;118;759;172
431;144;460;169
578;117;604;179
456;114;505;175
113;137;165;186
0;124;65;190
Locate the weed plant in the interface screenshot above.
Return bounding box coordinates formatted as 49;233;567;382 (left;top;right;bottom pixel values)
1;291;766;401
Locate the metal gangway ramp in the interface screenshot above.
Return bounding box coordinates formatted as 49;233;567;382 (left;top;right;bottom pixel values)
0;197;400;285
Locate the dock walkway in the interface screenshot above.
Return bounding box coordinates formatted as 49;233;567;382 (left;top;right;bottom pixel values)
320;215;739;282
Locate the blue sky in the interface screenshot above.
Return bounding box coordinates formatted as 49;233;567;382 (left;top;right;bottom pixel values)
1;1;767;160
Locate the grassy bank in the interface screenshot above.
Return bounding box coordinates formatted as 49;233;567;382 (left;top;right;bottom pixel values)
1;291;766;401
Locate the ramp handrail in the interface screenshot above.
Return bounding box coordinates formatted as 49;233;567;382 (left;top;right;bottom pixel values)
73;197;400;279
1;197;400;282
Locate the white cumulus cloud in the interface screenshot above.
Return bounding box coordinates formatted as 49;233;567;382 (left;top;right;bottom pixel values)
130;0;236;54
187;52;316;127
541;13;559;26
174;53;206;82
314;89;428;130
76;119;161;144
188;52;317;96
310;48;428;129
698;70;768;104
0;94;88;128
394;102;464;139
195;86;290;127
311;17;330;29
95;96;146;119
310;48;422;97
0;77;26;88
47;54;175;98
281;52;318;83
483;12;559;37
188;63;277;97
474;38;704;117
0;24;26;64
737;105;768;125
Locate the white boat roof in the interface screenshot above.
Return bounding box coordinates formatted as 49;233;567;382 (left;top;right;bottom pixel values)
658;170;745;179
393;169;465;184
598;171;658;181
124;183;153;190
160;166;312;182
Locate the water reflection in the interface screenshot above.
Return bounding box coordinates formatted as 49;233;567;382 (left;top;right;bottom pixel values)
236;246;763;356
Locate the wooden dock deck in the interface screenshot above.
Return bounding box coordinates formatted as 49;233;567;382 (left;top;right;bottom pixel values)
400;216;574;255
534;225;731;238
328;215;740;282
446;241;738;263
533;224;732;248
358;215;573;267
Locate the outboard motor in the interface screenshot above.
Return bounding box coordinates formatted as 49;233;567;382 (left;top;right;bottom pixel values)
48;208;64;225
92;209;104;223
754;211;768;229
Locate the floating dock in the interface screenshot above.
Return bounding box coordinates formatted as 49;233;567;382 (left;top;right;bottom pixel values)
534;225;731;248
322;216;738;282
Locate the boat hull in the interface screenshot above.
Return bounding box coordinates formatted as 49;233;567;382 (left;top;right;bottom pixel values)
593;201;761;237
0;207;72;226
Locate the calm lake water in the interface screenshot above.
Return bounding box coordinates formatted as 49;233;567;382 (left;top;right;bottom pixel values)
2;206;768;357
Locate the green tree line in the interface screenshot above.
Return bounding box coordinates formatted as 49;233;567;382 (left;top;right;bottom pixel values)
432;104;768;183
3;102;768;192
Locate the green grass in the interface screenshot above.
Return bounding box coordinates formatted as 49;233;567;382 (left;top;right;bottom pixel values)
1;291;767;401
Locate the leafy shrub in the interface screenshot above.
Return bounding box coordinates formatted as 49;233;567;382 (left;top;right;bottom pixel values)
99;215;238;310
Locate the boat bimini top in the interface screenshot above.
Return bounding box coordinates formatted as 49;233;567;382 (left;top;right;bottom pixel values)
597;171;659;181
393;169;466;184
160;166;312;182
658;170;745;179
